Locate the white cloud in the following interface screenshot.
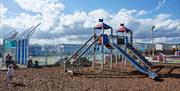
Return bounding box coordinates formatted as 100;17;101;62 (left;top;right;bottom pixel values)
61;11;88;27
156;0;166;10
0;4;7;15
12;0;65;31
1;1;180;44
0;4;8;25
5;13;41;29
14;0;64;13
137;10;148;16
153;14;180;30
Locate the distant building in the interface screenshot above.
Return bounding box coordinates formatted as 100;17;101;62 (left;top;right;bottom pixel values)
57;44;82;55
29;45;43;56
134;43;180;52
29;44;82;56
133;43;152;52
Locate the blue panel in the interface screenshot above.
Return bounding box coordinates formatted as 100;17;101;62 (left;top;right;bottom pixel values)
18;40;21;64
22;39;25;65
15;40;18;63
102;34;109;45
24;39;28;65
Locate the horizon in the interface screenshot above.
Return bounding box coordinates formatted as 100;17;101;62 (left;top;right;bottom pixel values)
0;0;180;45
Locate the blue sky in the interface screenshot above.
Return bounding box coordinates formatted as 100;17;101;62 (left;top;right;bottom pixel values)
63;0;179;18
0;0;180;44
2;0;180;18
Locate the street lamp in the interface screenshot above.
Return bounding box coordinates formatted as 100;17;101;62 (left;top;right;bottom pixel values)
152;25;155;57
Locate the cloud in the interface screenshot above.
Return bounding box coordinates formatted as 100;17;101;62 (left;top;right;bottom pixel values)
0;4;8;40
0;4;8;25
14;0;65;13
1;1;180;45
137;10;148;16
156;0;166;10
12;0;65;31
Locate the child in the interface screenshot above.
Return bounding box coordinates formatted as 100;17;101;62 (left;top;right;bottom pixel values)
27;56;33;68
6;64;14;83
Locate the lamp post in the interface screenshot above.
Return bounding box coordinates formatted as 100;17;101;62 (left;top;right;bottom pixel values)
152;25;155;57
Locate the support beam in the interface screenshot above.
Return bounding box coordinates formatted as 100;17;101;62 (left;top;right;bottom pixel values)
110;48;113;69
115;50;118;66
92;29;96;70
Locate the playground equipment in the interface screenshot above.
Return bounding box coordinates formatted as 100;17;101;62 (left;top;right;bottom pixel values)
175;50;180;56
64;19;158;79
64;19;113;73
2;23;41;65
116;24;153;68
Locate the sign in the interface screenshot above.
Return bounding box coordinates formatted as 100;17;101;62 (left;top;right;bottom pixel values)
156;44;163;50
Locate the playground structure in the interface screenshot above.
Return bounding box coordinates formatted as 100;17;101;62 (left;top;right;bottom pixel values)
2;23;41;66
175;50;180;56
64;19;158;79
152;50;180;63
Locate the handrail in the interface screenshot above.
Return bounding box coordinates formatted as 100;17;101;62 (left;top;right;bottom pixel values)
65;34;96;63
71;34;102;64
127;44;153;68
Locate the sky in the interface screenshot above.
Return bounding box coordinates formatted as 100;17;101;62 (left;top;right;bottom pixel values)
0;0;180;45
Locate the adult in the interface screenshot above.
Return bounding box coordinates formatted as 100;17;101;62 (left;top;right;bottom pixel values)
5;54;12;68
27;56;33;68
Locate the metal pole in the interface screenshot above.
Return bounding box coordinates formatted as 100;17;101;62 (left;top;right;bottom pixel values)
124;32;127;66
26;38;29;65
110;28;113;69
115;32;118;66
2;39;4;62
93;29;95;69
131;32;133;45
101;24;104;70
115;50;118;66
152;26;155;57
45;46;48;65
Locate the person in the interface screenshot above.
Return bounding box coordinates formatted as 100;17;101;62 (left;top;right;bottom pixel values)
5;54;12;68
34;61;39;68
12;61;19;69
6;64;14;83
27;56;33;68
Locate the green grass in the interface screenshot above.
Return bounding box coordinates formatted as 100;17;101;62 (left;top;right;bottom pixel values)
168;60;180;63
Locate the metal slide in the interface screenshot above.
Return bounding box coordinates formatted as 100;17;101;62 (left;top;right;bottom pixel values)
65;34;101;72
111;43;158;79
127;43;153;68
70;35;101;64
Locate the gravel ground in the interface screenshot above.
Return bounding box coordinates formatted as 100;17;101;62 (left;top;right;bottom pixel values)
0;63;180;91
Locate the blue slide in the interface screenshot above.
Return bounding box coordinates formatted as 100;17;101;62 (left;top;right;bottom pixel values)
111;43;158;79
